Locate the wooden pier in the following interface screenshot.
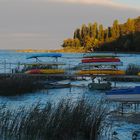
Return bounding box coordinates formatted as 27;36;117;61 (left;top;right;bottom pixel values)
0;61;140;80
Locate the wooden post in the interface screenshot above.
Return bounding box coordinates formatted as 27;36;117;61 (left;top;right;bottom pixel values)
114;81;116;88
4;60;6;73
121;103;124;116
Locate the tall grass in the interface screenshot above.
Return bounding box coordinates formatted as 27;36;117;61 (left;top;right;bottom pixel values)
0;77;45;96
0;98;108;140
126;64;140;75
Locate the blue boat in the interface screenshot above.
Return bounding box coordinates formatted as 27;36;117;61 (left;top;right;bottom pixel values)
106;86;140;102
27;53;62;59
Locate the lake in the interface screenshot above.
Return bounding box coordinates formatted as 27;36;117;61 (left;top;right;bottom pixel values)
0;51;140;140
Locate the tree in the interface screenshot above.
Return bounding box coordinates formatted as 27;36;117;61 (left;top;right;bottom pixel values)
74;28;81;40
81;24;89;39
126;18;135;33
98;24;104;42
111;20;120;39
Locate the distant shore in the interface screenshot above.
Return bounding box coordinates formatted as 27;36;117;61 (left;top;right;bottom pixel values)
16;48;86;53
15;49;140;54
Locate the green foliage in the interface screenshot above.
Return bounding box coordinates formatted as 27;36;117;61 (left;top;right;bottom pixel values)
62;38;81;48
62;16;140;52
126;64;140;75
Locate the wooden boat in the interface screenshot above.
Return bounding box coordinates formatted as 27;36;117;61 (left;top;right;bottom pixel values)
82;58;120;63
76;69;125;75
25;69;65;74
106;86;140;102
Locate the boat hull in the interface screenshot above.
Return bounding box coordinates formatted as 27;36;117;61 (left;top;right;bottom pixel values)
83;53;116;58
106;86;140;102
88;82;111;90
25;69;65;74
76;70;125;75
79;62;123;66
106;94;140;102
82;58;120;63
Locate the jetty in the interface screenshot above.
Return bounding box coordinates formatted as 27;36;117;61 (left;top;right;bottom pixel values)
0;61;140;79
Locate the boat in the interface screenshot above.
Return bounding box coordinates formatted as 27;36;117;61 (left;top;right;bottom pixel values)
82;58;120;63
78;62;123;67
25;69;65;74
138;72;140;76
83;53;117;58
44;80;71;89
88;81;111;90
26;53;62;59
106;86;140;102
76;69;125;75
46;83;71;89
18;53;65;74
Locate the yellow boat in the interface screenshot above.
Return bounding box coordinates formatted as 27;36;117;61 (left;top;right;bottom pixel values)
76;70;125;75
40;69;65;74
138;72;140;76
25;69;65;74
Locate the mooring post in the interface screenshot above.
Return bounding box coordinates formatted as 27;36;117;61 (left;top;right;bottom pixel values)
121;103;124;116
9;62;12;73
134;103;137;112
4;60;6;73
114;81;116;88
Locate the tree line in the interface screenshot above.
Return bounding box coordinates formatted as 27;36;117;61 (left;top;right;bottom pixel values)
62;16;140;52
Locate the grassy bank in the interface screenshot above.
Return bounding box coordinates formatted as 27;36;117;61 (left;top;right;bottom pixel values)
0;98;108;140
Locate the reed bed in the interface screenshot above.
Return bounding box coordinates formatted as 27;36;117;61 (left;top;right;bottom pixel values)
0;77;45;96
0;98;108;140
126;64;140;75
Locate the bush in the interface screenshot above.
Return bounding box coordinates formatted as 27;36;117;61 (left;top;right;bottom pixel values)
126;64;140;75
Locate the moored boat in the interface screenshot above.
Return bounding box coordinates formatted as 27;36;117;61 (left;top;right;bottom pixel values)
106;86;140;102
88;81;111;90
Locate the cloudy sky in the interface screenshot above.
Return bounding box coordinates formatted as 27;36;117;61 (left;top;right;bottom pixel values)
0;0;140;49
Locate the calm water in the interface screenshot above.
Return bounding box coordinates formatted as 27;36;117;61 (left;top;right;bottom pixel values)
0;51;140;140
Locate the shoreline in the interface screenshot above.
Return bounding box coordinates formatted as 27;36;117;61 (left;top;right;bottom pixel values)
0;49;139;54
15;49;140;54
15;48;86;53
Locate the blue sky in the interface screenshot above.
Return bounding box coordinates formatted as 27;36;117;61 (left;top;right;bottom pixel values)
0;0;139;49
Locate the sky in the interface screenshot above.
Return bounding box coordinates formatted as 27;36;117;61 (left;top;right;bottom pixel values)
0;0;139;50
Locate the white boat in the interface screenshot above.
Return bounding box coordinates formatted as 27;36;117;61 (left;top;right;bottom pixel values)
78;62;123;66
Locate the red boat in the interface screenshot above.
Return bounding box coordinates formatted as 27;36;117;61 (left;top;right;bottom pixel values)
82;58;120;63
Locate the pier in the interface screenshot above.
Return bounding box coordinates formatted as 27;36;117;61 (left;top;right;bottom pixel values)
0;61;140;79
